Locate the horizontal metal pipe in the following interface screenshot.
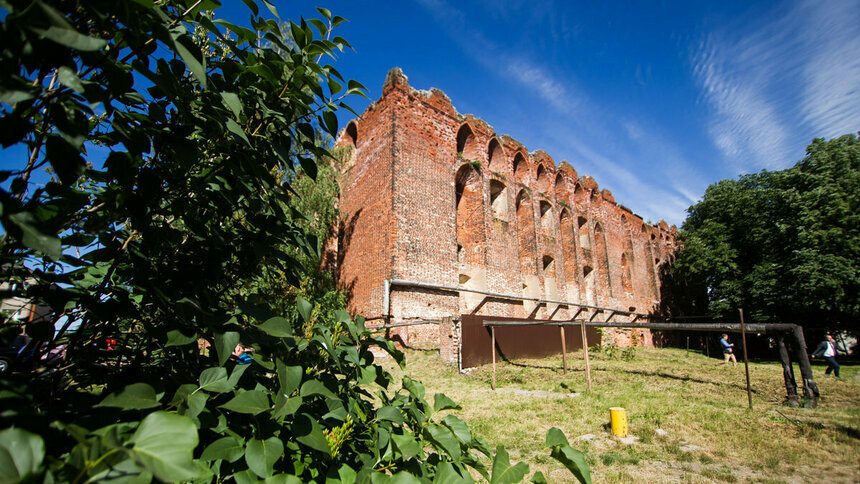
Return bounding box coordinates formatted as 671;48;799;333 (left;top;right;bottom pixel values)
368;320;441;331
482;320;798;334
387;279;648;318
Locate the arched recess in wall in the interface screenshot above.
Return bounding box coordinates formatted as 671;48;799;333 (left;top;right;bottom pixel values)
345;121;358;147
455;163;487;309
643;225;660;300
573;181;587;209
535;164;549;193
456;124;481;161
515;189;540;317
513;152;528;185
489;179;508;220
577;215;591;249
620;215;635;298
593;222;612;302
539;200;553;237
559;209;579;304
542;255;560;317
555;174;570;203
487;138;506;174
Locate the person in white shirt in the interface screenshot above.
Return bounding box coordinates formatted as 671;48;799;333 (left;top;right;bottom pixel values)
811;334;846;378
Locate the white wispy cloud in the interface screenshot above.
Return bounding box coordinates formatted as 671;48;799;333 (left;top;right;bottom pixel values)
414;0;699;225
692;0;860;172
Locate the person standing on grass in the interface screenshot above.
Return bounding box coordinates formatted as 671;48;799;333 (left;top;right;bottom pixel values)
811;334;845;378
719;334;737;366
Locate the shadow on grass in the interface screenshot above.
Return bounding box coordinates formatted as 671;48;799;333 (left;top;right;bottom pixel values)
496;354;760;393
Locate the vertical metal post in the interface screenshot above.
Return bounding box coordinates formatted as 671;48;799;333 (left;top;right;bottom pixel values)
491;325;496;390
738;309;753;409
560;325;567;374
580;319;592;392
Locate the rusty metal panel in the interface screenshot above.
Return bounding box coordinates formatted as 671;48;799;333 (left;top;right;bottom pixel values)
461;315;602;369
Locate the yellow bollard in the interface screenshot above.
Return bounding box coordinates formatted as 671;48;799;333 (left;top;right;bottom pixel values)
610;407;628;438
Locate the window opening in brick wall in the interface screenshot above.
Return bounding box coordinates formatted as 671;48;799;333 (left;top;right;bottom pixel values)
536;164;548;193
489;179;508;220
582;265;595;305
555;173;570;201
516;190;539;316
487;138;505;173
345;121;358;146
578;216;591;249
513;152;527;184
539;200;553;237
594;222;612;300
456;124;479;161
621;253;633;294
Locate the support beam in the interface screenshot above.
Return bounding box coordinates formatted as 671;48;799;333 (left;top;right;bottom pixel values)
777;334;798;405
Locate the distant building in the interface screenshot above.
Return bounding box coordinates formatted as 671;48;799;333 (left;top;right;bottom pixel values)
331;69;677;360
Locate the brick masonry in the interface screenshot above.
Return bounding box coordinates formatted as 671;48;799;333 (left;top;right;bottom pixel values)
332;69;678;363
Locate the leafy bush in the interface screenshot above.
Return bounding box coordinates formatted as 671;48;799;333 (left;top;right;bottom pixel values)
0;1;590;482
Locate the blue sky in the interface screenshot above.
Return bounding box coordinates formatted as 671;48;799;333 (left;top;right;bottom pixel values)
250;0;860;226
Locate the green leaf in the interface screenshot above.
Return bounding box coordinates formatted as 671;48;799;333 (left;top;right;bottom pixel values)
220;92;242;118
57;66;84;93
391;433;421;461
291;414;330;455
166;329;197;347
127;412;200;482
531;471;547;483
97;383;161;410
31;26;107;51
433;393;461;412
245;437;283;478
169;32;207;87
200;436;245;463
258;316;293;337
299;379;337;400
490;446;529;484
424;424;460;461
434;461;474;484
0;428;44;483
376;406;403;424
272;395;302;420
402;376;425;399
219;390;270;415
276;361;302;395
549;445;591;484
7;212;61;259
441;415;471;445
199;367;232;393
296;297;312;322
226;118;250;145
544;427;570;448
215;331;240;366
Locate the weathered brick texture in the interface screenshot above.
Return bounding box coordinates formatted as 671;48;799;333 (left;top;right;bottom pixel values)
333;69;677;361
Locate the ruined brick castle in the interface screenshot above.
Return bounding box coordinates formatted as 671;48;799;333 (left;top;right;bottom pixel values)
332;69;677;356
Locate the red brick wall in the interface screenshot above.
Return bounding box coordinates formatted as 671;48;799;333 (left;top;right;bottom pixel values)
334;68;678;357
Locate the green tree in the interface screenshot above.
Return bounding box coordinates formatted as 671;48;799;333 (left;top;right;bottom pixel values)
0;1;589;482
670;134;860;328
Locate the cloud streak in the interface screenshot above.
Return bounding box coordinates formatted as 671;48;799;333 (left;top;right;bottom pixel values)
692;0;860;172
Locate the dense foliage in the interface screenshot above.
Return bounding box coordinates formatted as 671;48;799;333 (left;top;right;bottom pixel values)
670;134;859;328
0;1;589;482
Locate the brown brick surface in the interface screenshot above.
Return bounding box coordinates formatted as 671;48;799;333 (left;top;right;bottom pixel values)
333;69;677;361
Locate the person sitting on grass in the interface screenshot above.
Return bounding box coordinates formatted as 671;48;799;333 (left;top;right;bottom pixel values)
719;334;737;366
811;334;846;378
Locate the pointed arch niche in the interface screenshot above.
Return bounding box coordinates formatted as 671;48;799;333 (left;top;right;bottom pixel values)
487;138;506;174
516;190;539;316
513;152;528;185
456;124;481;161
455;164;487;310
594;222;612;302
559;209;579;303
489;179;509;221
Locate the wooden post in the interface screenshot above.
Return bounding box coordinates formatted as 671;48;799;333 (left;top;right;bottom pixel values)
491;325;496;390
560;326;567;374
580;319;592;392
738;309;753;409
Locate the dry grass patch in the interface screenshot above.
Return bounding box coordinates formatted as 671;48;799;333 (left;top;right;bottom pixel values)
379;346;860;483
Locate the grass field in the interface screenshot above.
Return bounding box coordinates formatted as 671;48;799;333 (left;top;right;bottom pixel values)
380;345;860;483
